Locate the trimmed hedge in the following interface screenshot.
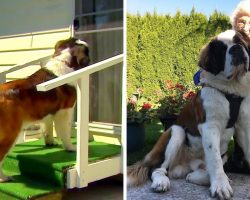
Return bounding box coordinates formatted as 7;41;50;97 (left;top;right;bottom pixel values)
127;10;231;101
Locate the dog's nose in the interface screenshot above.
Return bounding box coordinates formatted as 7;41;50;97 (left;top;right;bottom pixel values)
229;44;248;66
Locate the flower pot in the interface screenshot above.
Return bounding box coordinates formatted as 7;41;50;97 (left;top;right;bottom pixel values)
127;122;145;153
159;114;177;130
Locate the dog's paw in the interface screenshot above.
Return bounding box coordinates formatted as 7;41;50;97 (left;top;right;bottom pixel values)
64;144;76;152
151;173;170;192
45;141;59;147
186;169;210;186
151;168;170;192
44;136;58;146
210;174;233;200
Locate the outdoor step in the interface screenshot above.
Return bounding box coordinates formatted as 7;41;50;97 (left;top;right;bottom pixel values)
0;138;121;199
0;173;61;200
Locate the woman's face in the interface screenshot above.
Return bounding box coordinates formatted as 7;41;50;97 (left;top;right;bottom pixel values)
236;16;250;36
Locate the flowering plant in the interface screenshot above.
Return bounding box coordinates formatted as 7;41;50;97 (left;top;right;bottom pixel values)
127;89;153;124
157;80;196;117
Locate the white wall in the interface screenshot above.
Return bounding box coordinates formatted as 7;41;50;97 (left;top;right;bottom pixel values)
0;0;74;79
0;0;74;37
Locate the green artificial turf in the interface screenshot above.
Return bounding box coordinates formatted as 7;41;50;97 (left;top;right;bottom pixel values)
0;174;61;200
0;138;121;199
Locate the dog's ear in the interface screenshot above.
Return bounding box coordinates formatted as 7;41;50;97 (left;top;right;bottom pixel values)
198;39;227;75
53;38;77;57
198;42;218;74
233;31;250;71
198;44;209;70
235;30;250;53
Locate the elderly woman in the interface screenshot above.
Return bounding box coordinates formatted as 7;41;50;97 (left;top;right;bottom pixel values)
231;0;250;37
194;0;250;86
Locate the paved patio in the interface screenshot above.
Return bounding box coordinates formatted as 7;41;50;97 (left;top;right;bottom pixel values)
127;173;250;200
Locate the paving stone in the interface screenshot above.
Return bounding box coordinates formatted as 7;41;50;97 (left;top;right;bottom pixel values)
127;173;250;200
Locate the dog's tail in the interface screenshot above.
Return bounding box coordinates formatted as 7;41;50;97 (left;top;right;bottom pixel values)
127;128;172;186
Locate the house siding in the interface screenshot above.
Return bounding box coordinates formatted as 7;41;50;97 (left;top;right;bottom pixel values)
0;0;74;80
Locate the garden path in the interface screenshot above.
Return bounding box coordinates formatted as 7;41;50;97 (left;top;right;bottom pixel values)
127;173;250;200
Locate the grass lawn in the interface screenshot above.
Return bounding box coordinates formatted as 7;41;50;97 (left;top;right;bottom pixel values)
127;120;237;169
127;120;164;165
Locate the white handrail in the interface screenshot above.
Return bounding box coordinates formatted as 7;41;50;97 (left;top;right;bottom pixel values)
36;54;123;91
0;55;52;75
37;54;123;188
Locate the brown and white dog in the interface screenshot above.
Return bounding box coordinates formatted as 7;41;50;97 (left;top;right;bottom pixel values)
0;38;89;182
128;30;250;200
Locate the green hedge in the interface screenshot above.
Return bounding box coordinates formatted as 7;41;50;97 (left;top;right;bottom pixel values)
127;9;231;101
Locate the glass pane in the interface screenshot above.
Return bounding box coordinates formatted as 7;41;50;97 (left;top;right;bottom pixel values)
76;30;123;62
77;31;123;124
90;64;123;124
75;0;123;124
75;0;123;15
75;11;123;31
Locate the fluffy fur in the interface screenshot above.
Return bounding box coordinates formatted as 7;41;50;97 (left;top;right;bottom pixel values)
231;0;250;37
127;30;250;200
0;38;89;182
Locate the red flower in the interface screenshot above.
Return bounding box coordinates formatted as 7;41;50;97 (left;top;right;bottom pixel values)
165;80;174;89
142;102;152;110
175;83;185;90
188;91;196;99
183;91;196;100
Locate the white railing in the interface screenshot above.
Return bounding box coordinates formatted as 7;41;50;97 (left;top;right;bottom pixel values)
37;54;123;188
0;54;123;188
0;55;51;83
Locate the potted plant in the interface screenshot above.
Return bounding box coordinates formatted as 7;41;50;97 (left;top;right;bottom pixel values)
157;80;196;130
127;89;153;153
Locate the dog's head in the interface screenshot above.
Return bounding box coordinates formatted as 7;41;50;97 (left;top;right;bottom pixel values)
198;30;250;80
53;38;90;70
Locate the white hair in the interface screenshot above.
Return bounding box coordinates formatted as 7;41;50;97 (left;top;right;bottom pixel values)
75;39;89;47
231;0;250;28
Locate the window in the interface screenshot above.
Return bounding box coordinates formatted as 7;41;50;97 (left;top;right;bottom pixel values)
75;0;123;124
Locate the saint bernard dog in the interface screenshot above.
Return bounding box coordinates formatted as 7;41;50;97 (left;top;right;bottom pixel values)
128;30;250;200
0;38;89;182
